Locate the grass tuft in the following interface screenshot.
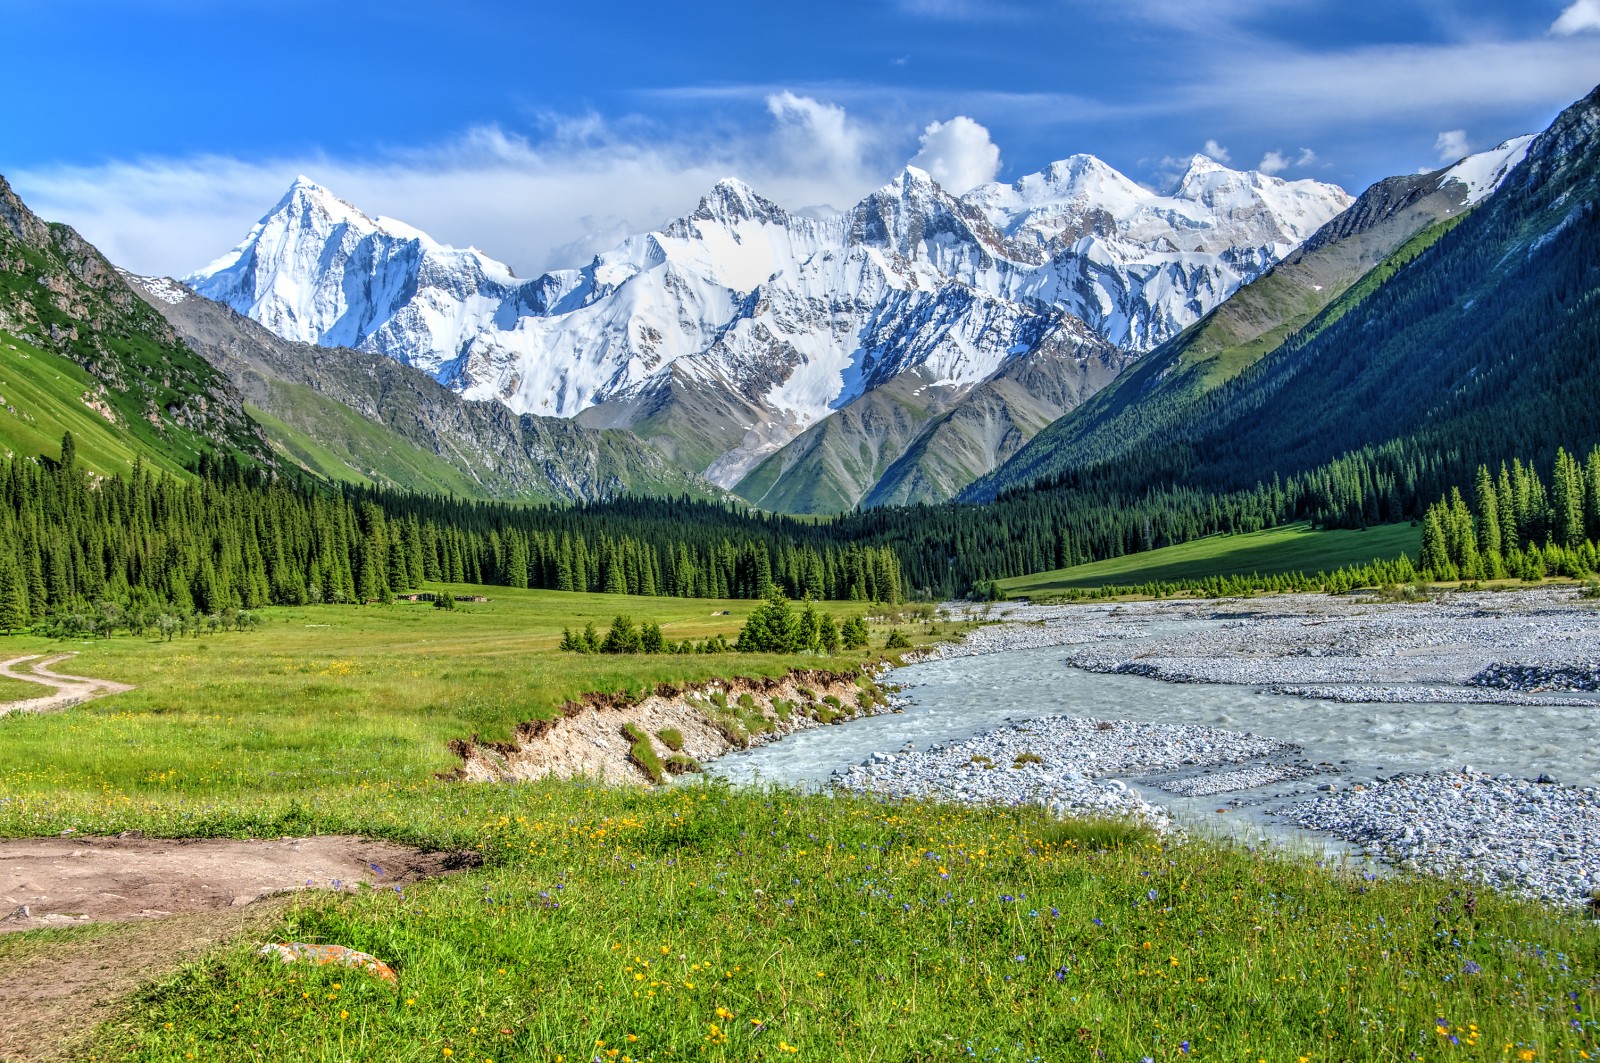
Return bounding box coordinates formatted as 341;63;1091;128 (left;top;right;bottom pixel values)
621;722;665;784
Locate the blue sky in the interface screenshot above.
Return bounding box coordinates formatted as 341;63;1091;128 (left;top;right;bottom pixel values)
4;0;1597;276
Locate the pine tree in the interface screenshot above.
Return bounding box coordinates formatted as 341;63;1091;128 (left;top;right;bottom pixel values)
1552;447;1585;550
0;556;29;635
1474;465;1502;557
1420;507;1450;576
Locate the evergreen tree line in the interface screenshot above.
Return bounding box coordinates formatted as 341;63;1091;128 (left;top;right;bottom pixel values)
834;435;1600;598
1418;447;1600;581
0;438;905;629
557;593;875;657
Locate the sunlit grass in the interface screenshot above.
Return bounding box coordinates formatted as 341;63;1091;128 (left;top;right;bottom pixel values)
49;782;1600;1062
0;585;925;804
5;587;1596;1061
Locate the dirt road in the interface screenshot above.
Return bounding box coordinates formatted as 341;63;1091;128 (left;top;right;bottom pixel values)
0;653;133;716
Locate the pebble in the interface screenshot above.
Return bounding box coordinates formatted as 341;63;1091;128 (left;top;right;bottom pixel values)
831;715;1309;834
1283;770;1600;906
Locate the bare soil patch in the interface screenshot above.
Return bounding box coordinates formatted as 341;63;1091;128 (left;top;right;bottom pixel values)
0;835;478;1060
0;834;473;932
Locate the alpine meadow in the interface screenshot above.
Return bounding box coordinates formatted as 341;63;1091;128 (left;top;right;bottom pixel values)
2;5;1600;1061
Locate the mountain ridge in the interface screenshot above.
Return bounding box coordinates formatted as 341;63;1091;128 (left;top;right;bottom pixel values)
187;154;1351;505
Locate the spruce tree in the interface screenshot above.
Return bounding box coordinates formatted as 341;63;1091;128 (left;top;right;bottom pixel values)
0;557;29;635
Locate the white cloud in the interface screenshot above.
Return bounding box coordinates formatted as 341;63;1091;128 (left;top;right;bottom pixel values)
13;95;899;279
1258;147;1317;174
1434;129;1471;161
909;116;1002;193
1184;39;1600;131
1551;0;1600;34
1202;138;1232;163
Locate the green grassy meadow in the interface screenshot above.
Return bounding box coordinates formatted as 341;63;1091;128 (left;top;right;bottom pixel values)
0;586;917;807
999;522;1422;595
0;669;48;702
2;583;1597;1062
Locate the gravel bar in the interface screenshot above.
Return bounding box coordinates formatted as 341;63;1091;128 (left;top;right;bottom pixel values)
1281;770;1600;905
830;716;1314;833
893;588;1600;903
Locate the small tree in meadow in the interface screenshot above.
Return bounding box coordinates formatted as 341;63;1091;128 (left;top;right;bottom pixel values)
818;613;840;655
601;615;642;654
640;620;666;654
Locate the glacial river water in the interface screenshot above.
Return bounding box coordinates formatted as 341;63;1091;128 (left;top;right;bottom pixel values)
711;643;1600;845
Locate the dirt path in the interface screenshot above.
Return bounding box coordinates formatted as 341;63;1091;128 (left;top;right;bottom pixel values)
0;899;294;1062
0;835;479;1061
0;654;133;716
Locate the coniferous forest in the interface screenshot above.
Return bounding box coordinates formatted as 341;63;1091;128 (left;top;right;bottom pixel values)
0;436;906;631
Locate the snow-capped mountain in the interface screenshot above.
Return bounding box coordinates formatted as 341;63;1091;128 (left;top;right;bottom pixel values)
188;156;1353;491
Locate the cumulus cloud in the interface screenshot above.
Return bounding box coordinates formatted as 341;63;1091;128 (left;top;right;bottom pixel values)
1202;138;1232;163
1551;0;1600;34
13;95;900;279
1257;147;1317;175
1434;129;1471;161
909;116;1002;193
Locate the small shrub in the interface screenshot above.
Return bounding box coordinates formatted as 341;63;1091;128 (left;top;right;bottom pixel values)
821;694;842;709
656;727;685;752
664;753;703;775
796;686;815;701
771;698;794;721
884;628;911;650
1581;580;1600;599
708;716;749;749
709;692;729;712
1013;752;1043;767
736;693;756;711
622;722;665;784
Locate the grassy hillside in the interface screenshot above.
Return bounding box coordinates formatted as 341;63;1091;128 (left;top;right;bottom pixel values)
0;331;193;478
244;389;485;496
999;522;1420;595
0;176;271;475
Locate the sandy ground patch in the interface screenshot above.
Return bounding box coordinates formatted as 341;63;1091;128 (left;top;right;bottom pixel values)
0;834;473;932
0;835;478;1061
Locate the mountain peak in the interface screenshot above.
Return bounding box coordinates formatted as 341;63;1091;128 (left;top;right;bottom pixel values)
690;177;788;225
896;165;937;189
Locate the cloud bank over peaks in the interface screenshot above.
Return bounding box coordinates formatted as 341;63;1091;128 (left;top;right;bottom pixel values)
12;95;1010;280
909;116;1002;193
1258;147;1317;175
